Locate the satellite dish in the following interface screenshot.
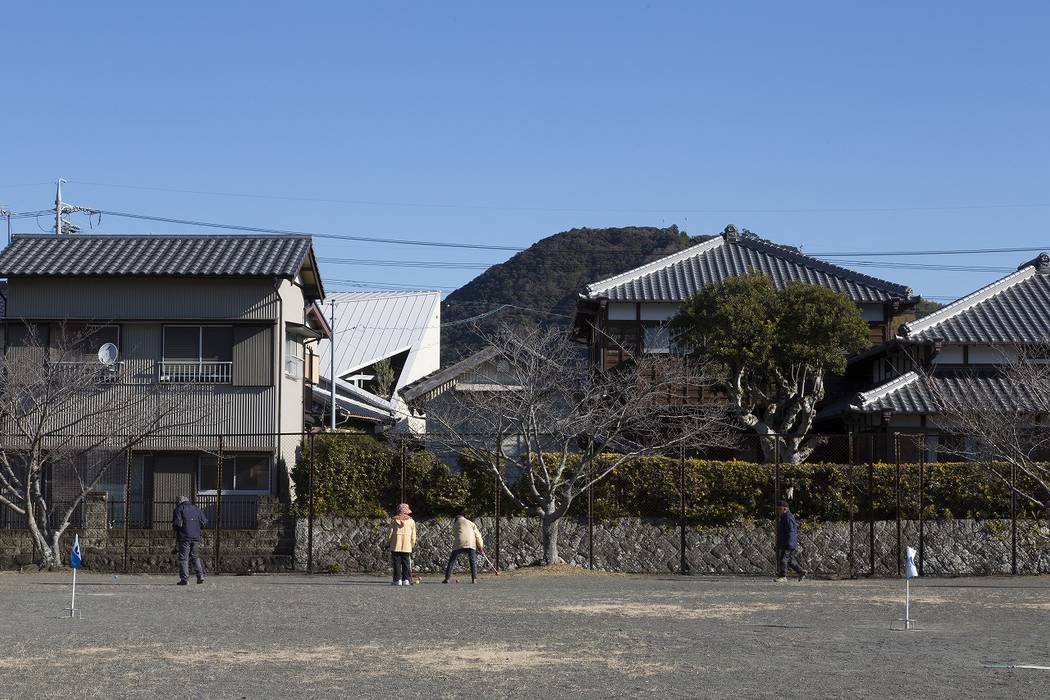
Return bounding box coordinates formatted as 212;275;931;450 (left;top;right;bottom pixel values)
97;343;119;366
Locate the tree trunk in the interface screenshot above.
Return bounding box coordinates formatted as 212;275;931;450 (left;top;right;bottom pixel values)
541;511;563;565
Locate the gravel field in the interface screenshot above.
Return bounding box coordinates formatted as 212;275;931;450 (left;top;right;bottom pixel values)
1;570;1047;699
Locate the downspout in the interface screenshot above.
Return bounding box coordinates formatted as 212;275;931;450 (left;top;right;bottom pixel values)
275;278;283;496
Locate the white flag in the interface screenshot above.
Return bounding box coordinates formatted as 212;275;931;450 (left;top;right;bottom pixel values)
904;546;918;579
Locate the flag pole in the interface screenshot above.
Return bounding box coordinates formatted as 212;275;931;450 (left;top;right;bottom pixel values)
70;567;77;619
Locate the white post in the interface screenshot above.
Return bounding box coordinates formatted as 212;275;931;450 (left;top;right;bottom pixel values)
905;579;911;630
70;567;77;618
329;299;337;431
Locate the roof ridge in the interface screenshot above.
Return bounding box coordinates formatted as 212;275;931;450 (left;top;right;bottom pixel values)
585;236;725;296
10;233;310;240
856;370;920;407
902;265;1037;338
736;235;912;296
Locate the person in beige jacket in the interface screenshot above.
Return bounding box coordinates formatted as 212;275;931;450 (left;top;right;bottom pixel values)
389;503;416;586
443;508;484;583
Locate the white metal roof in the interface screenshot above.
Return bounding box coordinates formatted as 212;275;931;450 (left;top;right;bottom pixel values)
315;291;441;391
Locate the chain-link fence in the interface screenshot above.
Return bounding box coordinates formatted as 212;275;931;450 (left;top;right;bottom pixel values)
2;429;1047;576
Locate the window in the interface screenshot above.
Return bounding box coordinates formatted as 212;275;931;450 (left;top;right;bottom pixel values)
161;326;233;383
643;325;671;354
198;454;270;493
53;324;120;357
285;336;304;379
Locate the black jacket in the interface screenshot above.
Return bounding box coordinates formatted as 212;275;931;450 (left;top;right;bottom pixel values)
778;511;799;550
173;501;208;541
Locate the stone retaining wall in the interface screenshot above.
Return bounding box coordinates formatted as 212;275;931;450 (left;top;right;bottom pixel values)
296;516;1050;577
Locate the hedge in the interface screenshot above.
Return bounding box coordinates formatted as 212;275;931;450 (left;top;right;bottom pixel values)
293;436;1045;524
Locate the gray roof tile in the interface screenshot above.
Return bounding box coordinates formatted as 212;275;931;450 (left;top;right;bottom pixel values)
586;233;911;303
903;255;1050;343
855;370;1046;414
0;234;312;279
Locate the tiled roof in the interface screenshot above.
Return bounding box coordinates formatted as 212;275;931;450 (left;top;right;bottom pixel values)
0;234;313;278
584;232;911;304
853;370;1046;414
902;254;1050;343
399;346;500;405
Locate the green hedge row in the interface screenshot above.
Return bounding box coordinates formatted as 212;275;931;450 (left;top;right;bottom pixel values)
292;434;1045;523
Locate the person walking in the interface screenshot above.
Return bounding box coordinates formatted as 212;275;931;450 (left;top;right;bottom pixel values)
389;503;417;586
443;509;484;584
172;495;207;585
776;500;806;582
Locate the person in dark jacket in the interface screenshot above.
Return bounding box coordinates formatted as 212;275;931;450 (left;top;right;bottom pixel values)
776;500;806;582
173;495;207;585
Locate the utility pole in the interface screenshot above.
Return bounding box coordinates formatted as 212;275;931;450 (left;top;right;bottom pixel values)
329;298;337;431
0;207;11;247
53;178;99;235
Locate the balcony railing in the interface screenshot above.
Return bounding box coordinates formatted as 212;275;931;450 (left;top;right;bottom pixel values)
52;361;123;383
158;361;232;384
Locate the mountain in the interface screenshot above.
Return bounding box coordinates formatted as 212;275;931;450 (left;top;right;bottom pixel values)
441;225;703;363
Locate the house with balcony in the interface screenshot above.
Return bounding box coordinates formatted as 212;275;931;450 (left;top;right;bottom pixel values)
0;233;328;529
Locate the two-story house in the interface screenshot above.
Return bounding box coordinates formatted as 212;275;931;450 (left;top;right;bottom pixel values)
0;233;328;526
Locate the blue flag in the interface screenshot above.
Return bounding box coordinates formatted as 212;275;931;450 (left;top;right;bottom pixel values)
70;534;82;569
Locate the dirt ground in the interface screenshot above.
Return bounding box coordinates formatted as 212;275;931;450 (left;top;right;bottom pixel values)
0;570;1046;699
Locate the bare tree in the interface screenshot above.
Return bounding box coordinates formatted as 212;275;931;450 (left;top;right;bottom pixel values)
926;347;1050;513
424;325;732;565
0;323;201;568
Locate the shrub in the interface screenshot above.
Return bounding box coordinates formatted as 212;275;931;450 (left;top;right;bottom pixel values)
290;432;469;518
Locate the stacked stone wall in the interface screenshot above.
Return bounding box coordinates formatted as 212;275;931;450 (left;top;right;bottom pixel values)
295;516;1050;577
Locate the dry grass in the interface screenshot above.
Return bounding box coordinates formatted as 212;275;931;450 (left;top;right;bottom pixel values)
553;601;782;620
162;645;359;666
401;643;559;672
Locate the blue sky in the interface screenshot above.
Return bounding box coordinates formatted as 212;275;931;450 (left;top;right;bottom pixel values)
1;1;1047;301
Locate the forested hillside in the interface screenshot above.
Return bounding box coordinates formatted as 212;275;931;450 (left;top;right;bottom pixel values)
441;226;703;363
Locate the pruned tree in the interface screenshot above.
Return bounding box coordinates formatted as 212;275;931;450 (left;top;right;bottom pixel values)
926;347;1050;515
423;324;732;565
671;274;870;464
0;322;202;568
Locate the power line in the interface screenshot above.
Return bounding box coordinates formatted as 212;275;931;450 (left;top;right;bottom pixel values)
64;179;1050;215
94;209;523;251
319;256;490;269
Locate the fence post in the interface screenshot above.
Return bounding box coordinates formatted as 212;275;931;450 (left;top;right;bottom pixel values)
214;434;224;574
894;433;901;578
587;455;594;570
848;431;855;579
122;447;132;574
400;439;407;505
679;440;689;576
868;436;876;577
773;436;781;579
307;431;315;575
1010;461;1017;575
918;435;925;577
493;437;502;573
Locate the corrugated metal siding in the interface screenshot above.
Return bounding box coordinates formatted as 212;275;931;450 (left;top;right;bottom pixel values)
121;324;162;384
151;455;195;527
233;325;274;386
6;278;280;321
